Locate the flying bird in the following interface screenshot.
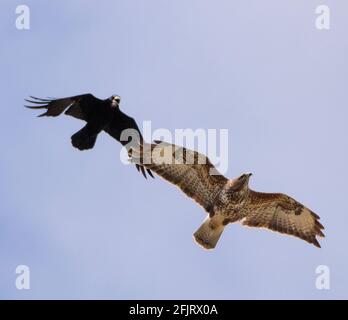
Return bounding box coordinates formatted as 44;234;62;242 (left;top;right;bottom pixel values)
26;94;153;178
131;141;325;249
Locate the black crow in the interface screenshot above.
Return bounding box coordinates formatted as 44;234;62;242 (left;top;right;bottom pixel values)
26;93;153;178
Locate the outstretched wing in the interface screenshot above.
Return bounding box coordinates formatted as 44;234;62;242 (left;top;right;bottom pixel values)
242;191;325;248
103;113;144;147
104;113;154;179
25;94;100;119
131;141;228;212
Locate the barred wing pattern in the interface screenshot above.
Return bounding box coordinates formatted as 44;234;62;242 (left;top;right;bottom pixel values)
131;141;227;212
242;191;325;247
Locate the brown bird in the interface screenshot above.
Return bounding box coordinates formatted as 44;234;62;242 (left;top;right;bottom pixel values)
130;141;325;249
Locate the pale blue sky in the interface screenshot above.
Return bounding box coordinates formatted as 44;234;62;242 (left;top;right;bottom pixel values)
0;0;347;299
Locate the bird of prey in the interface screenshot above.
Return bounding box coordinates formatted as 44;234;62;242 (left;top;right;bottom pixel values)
130;141;325;249
25;94;153;178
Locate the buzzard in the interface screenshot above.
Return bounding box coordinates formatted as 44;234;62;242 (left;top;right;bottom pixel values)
130;141;325;249
26;94;153;178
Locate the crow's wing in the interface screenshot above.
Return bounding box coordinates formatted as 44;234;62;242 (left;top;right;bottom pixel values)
104;113;154;178
104;113;142;145
25;94;101;119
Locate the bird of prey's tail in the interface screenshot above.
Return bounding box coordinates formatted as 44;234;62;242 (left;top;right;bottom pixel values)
71;124;99;150
193;216;225;250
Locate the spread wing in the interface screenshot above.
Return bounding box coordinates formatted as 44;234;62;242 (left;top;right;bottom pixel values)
131;141;228;212
26;94;152;179
25;94;100;119
103;113;143;146
103;113;153;179
242;191;325;247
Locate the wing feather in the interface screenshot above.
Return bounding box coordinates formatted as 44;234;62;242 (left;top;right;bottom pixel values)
25;94;98;119
242;191;324;247
131;141;228;212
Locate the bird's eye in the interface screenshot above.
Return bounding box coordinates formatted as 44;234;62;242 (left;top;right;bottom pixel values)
239;174;245;180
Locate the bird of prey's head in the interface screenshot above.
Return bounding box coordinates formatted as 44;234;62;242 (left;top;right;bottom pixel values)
110;95;121;108
231;173;252;192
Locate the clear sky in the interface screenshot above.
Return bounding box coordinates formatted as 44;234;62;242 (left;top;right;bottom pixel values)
0;0;347;299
